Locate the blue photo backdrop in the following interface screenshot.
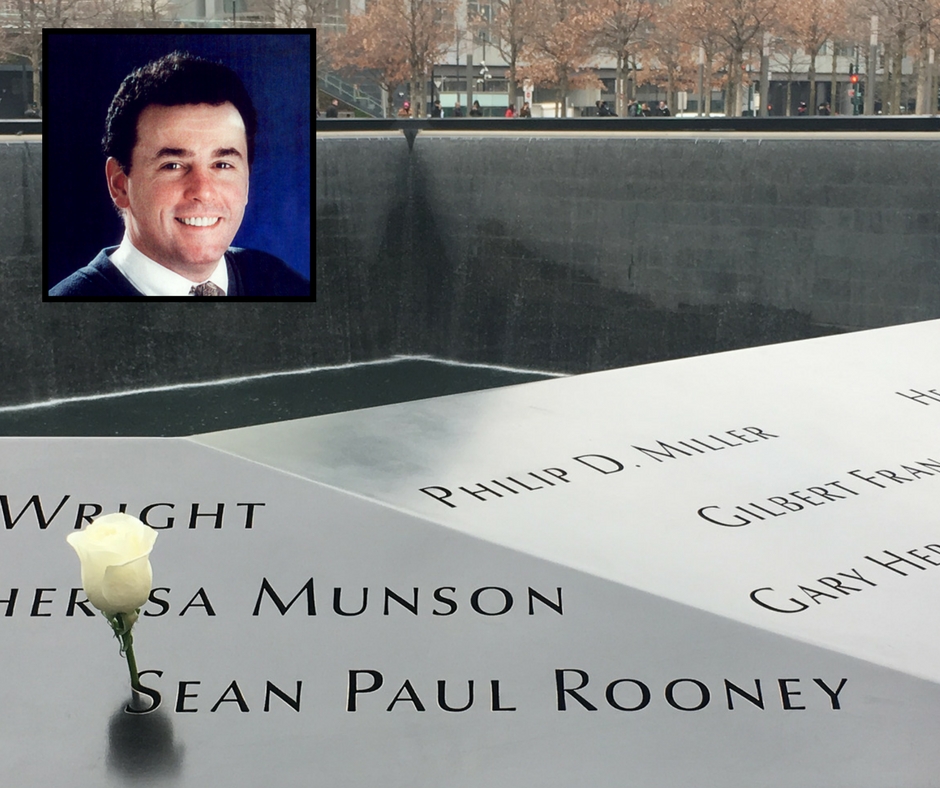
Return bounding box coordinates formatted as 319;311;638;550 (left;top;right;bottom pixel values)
44;31;311;288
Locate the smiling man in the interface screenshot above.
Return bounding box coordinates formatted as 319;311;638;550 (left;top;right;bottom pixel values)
50;51;310;297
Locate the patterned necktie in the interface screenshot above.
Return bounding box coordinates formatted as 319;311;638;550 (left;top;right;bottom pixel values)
191;281;225;297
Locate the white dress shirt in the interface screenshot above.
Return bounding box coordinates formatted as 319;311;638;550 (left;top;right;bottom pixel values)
109;233;229;296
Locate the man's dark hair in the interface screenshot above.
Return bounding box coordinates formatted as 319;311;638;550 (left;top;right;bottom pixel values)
103;51;257;173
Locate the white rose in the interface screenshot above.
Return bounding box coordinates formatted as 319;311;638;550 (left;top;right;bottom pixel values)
66;513;157;617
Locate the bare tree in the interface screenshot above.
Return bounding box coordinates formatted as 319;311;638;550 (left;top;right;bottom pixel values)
136;0;173;24
701;0;778;116
641;2;701;112
593;0;655;115
675;0;727;115
401;0;458;116
829;38;839;110
486;0;531;108
92;0;138;27
0;0;100;110
330;0;455;118
258;0;325;27
865;0;924;112
330;1;411;117
519;0;602;117
779;0;845;114
773;41;801;114
321;0;937;117
908;0;940;112
313;4;343;97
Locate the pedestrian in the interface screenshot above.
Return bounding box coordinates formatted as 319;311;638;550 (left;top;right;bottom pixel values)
818;102;831;116
626;99;638;117
597;100;611;116
640;102;652;116
453;101;463;117
657;100;671;116
505;103;515;117
519;101;532;117
797;101;807;116
469;100;483;117
397;100;411;118
430;99;443;118
325;98;339;118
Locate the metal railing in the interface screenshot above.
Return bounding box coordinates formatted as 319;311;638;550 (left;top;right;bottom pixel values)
0;119;41;135
317;115;940;134
318;73;385;118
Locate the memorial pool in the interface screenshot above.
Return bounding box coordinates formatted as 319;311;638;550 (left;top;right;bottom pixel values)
0;357;555;436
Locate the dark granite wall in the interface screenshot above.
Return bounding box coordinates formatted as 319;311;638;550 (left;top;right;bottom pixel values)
321;131;940;372
1;139;419;407
2;131;939;407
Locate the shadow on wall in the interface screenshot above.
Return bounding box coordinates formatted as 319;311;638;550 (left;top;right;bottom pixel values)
421;217;830;373
326;134;842;375
332;131;939;373
5;129;939;407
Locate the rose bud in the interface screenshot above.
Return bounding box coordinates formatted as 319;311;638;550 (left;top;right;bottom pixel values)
67;513;158;617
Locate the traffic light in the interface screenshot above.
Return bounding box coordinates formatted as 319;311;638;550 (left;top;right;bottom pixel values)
848;65;862;114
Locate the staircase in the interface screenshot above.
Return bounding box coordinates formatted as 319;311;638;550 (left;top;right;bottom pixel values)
318;73;385;118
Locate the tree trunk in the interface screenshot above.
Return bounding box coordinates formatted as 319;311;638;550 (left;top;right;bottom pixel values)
704;54;712;115
560;69;569;117
422;65;430;117
932;52;939;114
877;42;888;112
727;49;739;117
891;42;903;113
627;53;635;101
886;44;895;112
808;46;817;115
616;52;624;117
915;52;928;114
914;24;930;114
830;46;837;114
31;47;41;108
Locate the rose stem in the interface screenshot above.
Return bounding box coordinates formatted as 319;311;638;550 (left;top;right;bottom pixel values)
119;615;141;691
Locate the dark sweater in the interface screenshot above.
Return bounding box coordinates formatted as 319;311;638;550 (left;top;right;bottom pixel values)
49;247;310;297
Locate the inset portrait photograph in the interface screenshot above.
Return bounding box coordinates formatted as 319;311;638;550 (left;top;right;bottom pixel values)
44;31;312;300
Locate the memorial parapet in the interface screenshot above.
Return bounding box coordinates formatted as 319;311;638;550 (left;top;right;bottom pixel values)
2;319;939;785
